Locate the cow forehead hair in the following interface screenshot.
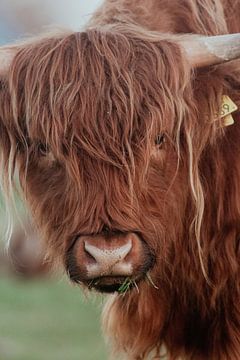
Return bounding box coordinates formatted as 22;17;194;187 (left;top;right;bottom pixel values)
6;24;190;156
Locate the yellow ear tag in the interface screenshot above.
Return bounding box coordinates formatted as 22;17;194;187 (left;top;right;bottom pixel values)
220;95;238;127
222;114;235;126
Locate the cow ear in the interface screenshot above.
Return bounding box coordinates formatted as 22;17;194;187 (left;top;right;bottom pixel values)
0;48;29;186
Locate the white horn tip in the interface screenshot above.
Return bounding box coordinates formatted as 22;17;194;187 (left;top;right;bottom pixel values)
180;33;240;68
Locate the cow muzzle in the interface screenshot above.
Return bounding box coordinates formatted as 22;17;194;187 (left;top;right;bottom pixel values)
66;231;154;293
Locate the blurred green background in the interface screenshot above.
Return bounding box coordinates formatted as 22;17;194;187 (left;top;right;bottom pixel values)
0;275;107;360
0;199;107;360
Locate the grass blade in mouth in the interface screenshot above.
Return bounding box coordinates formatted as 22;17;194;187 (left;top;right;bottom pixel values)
133;280;139;293
87;279;100;290
118;278;132;294
146;272;159;289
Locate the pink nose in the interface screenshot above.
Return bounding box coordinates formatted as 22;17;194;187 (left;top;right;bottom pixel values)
72;232;144;280
84;238;133;278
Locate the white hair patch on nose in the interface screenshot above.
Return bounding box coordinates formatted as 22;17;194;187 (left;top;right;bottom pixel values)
84;240;133;278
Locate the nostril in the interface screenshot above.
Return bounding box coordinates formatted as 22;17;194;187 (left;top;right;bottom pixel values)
83;244;97;262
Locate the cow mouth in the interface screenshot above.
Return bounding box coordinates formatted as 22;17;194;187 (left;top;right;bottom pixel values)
87;276;138;294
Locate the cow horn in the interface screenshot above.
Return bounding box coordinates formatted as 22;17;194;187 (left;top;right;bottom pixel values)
180;33;240;68
1;33;239;72
0;47;16;74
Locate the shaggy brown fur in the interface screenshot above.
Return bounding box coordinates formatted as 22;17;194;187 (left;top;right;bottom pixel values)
0;0;240;359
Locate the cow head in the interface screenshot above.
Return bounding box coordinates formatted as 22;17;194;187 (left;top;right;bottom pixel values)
0;27;240;295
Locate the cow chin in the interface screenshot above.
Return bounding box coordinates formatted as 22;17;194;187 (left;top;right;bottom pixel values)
65;231;155;294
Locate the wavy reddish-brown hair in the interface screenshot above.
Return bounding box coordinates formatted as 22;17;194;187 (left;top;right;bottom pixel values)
0;0;240;359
